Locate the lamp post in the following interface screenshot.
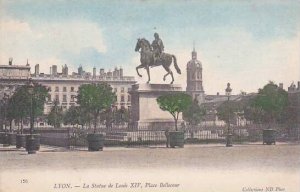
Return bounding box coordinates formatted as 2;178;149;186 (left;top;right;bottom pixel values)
2;93;9;147
3;93;9;133
225;83;233;147
27;78;36;154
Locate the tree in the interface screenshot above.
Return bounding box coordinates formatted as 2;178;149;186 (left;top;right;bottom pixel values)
243;104;266;123
157;93;192;131
47;99;64;128
217;100;241;124
7;86;31;133
252;82;289;125
64;106;90;129
77;83;116;133
6;83;48;132
31;83;49;117
183;99;206;125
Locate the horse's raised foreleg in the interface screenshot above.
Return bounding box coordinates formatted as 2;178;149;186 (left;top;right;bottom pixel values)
136;64;144;77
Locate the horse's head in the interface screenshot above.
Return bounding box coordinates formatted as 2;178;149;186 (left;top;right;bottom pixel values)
135;38;141;52
135;38;151;52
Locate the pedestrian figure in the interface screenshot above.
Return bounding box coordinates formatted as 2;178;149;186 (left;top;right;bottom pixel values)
165;128;170;148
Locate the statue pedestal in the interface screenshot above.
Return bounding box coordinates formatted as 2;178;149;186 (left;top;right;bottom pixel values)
130;84;184;130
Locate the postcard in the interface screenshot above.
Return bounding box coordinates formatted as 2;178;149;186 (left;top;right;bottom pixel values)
0;1;299;192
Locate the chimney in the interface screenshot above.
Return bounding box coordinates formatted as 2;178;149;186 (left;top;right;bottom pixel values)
64;64;68;75
93;67;96;78
279;83;283;89
113;67;118;77
115;68;119;77
298;81;300;90
217;92;219;96
35;64;40;75
52;65;57;75
100;68;105;76
119;67;123;77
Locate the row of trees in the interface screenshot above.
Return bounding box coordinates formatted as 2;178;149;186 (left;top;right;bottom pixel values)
1;82;129;132
1;81;296;132
216;81;294;126
158;81;295;131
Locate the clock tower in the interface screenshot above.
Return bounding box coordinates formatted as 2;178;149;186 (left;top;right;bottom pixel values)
186;46;205;104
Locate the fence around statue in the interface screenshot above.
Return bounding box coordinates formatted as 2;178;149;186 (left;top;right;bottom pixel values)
22;124;300;149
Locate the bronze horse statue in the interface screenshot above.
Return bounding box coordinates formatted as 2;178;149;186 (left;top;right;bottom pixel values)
135;38;181;84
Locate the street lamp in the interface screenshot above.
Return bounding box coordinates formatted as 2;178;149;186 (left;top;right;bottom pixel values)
2;93;9;147
3;93;9;133
27;78;36;154
225;83;233;147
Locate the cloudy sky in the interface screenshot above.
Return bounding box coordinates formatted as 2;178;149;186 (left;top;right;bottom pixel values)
0;0;299;94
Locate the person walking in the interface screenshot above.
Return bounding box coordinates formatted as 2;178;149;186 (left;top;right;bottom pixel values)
165;128;169;148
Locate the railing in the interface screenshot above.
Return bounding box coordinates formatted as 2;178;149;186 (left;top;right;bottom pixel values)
21;124;300;148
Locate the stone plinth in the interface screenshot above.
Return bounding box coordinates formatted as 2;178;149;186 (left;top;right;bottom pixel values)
130;84;184;129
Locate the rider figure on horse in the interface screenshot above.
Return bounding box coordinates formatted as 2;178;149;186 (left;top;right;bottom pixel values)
151;32;164;66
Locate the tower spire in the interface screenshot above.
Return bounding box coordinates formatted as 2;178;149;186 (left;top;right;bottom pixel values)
192;41;197;60
193;40;195;52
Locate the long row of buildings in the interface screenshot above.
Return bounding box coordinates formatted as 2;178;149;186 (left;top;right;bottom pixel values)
0;60;135;116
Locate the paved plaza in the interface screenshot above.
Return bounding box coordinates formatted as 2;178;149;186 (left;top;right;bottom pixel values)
1;143;300;192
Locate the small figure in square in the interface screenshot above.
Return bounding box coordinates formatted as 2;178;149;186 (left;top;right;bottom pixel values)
165;128;170;148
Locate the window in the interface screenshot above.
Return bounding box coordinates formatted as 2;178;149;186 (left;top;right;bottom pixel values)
127;95;131;102
121;87;125;93
55;95;59;102
48;87;52;92
70;87;75;92
121;95;125;102
63;87;67;92
55;86;59;92
63;95;67;102
70;95;75;102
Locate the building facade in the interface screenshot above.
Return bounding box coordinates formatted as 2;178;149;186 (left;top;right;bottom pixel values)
0;60;136;116
32;64;135;114
288;82;300;124
186;47;205;104
0;59;30;99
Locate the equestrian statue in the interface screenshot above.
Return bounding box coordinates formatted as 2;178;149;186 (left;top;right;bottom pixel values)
135;33;181;84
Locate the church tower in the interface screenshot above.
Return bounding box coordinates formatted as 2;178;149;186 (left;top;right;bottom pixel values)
186;46;205;104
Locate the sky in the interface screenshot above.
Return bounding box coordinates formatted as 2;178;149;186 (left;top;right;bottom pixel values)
0;0;299;95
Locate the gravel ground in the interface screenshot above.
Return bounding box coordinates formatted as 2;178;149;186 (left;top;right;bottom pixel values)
1;143;300;192
1;143;300;171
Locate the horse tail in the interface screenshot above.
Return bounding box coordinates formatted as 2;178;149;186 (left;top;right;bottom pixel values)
172;55;181;74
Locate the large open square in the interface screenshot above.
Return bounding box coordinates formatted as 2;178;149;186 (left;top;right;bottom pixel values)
1;143;300;192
